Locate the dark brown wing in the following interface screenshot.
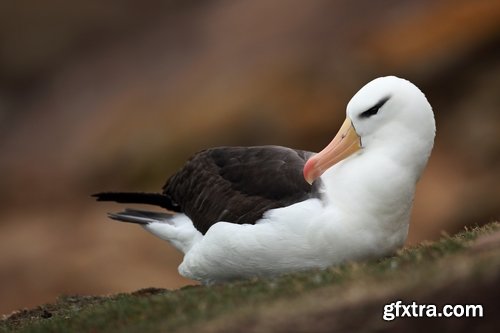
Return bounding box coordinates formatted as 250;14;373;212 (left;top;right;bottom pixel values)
163;145;321;234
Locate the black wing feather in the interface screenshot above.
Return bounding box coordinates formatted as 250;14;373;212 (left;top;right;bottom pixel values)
92;192;180;211
163;146;321;234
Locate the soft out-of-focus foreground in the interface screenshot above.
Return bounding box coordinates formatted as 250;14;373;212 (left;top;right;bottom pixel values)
0;0;499;315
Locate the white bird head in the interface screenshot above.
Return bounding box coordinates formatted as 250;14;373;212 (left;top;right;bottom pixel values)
304;76;436;184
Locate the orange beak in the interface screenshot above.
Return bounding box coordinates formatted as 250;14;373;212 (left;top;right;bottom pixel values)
303;117;361;184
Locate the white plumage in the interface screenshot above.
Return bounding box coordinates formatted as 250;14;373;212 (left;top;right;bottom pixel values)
99;76;436;284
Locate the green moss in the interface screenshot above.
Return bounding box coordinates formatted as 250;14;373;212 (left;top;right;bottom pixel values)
2;222;498;333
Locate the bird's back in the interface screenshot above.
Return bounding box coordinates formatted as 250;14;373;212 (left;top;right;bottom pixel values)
163;146;321;234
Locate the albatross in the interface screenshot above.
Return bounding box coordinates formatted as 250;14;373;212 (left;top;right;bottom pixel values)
93;76;435;284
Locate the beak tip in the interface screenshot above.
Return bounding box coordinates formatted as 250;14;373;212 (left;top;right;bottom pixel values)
303;159;316;185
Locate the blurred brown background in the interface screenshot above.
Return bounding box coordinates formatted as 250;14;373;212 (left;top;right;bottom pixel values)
0;0;499;315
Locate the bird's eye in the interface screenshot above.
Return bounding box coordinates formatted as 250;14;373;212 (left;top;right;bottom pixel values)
359;96;390;119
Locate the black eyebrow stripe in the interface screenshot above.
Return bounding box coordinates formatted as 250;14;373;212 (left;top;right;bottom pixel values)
373;96;391;109
359;95;391;118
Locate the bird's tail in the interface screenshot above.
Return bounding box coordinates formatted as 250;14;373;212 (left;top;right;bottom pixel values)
107;208;174;225
92;192;180;212
106;208;200;254
93;192;200;253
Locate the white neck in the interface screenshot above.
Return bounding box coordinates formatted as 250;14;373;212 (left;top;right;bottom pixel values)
320;146;420;231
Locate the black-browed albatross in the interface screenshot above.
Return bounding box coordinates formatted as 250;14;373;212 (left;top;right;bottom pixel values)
93;76;436;284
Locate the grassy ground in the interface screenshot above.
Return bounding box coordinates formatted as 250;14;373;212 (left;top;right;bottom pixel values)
2;222;499;333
